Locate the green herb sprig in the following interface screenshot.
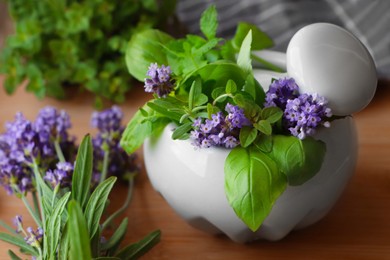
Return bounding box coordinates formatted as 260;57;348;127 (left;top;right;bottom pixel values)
121;6;327;231
0;0;176;107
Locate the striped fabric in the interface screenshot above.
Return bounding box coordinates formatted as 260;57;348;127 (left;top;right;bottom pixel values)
176;0;390;77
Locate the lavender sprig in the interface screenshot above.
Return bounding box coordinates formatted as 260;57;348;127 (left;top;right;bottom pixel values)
144;63;174;98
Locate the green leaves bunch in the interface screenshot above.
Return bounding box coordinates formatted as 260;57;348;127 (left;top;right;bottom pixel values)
0;0;176;106
121;6;326;232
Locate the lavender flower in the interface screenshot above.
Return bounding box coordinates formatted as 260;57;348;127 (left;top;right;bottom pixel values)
44;162;73;189
35;106;71;144
13;215;23;233
144;63;174;97
191;104;250;149
91;106;139;185
25;226;44;247
264;77;332;139
264;77;299;109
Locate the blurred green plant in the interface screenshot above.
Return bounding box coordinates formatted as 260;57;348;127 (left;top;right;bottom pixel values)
0;0;177;107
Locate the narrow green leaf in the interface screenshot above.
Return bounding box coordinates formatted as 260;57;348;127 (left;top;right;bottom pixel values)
254;120;272;135
115;230;161;260
147;100;183;121
102;218;128;253
72;135;93;209
8;250;22;260
68;200;92;260
58;223;69;260
269;136;326;185
239;126;258;148
262;107;283;124
224;147;287;231
0;220;18;234
237;30;252;75
172;122;193;140
0;233;38;256
120;108;152;154
188;77;202;110
47;192;71;258
85;177;117;239
200;5;218;40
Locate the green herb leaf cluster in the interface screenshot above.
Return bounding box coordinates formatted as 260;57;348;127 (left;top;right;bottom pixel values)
0;135;160;259
121;5;326;232
0;0;176;106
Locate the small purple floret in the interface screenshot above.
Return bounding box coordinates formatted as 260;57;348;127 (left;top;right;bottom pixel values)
144;63;174;98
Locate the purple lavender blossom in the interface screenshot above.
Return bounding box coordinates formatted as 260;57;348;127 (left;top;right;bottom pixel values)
144;63;174;98
13;215;23;233
191;104;250;149
24;226;43;247
264;77;299;109
35;106;71;144
91;106;139;186
264;77;332;139
44;162;73;189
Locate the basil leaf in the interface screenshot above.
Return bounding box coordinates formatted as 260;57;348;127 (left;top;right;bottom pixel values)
120;108;152;154
125;29;173;81
232;22;274;51
72;134;93;209
224;147;286;231
68;200;92;260
200;5;218;40
172;122;193;140
115;230;161;259
239;126;257;148
85;176;117;239
237;30;252;75
0;233;38;256
269;135;326;186
254;134;273;153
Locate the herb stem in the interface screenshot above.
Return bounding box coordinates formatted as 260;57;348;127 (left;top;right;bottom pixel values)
213;94;232;106
54;140;66;163
100;150;110;184
31;162;46;227
191;105;208;113
21;195;42;227
101;176;134;230
32;191;41;220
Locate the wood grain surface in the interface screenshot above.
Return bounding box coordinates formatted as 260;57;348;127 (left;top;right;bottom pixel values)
0;77;389;259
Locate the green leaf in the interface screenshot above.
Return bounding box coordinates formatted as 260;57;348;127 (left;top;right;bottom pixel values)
268;136;326;186
102;218;128;253
172;122;193;140
200;5;218;40
85;176;117;239
58;223;70;260
0;233;38;256
232;22;274;51
8;250;22;260
72;135;93;209
224;147;286;231
239;126;258;148
254;134;273;153
188;77;202;110
115;230;161;259
225;79;237;94
237;30;252;75
147;100;183;121
120;108;152;154
254;120;272;135
68;200;92;260
47;192;71;258
262;107;283;124
126;29;173;81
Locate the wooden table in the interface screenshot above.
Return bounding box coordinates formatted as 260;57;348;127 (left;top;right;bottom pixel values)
0;77;389;259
